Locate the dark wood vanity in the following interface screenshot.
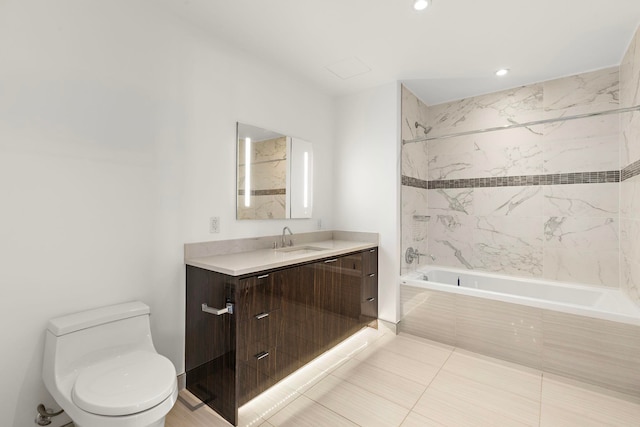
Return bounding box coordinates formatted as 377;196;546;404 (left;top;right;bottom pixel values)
185;247;378;425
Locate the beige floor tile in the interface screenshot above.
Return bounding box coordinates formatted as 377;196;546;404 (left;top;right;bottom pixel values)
413;370;540;426
540;375;640;426
267;395;357;426
303;347;351;374
171;330;640;427
304;374;410;427
274;360;330;395
444;349;542;401
330;325;388;356
400;411;447;427
166;390;264;427
240;381;300;423
356;331;453;362
332;358;427;408
354;347;444;385
380;332;454;364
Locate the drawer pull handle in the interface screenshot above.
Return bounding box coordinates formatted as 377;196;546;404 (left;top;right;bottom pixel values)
366;297;376;302
255;351;269;360
202;302;234;315
370;249;376;253
368;273;376;277
258;274;269;279
324;259;338;264
256;312;269;320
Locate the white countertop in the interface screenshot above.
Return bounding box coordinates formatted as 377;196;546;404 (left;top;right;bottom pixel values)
185;239;377;276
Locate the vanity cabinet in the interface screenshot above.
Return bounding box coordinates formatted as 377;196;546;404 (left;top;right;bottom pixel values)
185;247;378;426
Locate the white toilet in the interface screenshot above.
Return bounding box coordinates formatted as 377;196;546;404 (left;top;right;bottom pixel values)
42;301;178;427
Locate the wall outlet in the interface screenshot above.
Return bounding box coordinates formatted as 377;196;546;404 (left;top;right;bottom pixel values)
210;216;220;233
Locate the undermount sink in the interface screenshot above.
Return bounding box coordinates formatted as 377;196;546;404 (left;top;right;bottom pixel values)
276;245;328;255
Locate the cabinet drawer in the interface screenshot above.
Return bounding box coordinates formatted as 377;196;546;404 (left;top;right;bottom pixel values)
362;274;377;300
363;248;378;275
361;298;378;320
237;274;282;320
237;346;278;404
236;310;282;359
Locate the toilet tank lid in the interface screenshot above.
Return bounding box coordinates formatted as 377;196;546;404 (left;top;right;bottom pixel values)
47;301;150;336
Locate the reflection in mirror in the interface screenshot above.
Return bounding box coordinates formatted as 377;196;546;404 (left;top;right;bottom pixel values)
236;123;313;220
289;138;313;218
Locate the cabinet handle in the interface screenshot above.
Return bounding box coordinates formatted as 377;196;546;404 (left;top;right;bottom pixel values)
368;273;376;277
369;249;376;253
202;302;234;315
255;312;269;320
324;259;338;264
255;351;269;360
258;274;269;279
366;297;376;302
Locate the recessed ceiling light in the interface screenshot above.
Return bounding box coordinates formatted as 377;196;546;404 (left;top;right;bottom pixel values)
495;68;510;77
413;0;431;11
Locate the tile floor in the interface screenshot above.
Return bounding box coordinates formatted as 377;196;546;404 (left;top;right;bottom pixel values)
166;327;640;427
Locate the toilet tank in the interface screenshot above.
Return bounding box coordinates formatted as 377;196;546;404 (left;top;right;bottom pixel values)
43;302;157;389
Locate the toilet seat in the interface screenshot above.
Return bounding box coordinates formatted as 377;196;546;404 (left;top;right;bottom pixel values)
72;350;176;417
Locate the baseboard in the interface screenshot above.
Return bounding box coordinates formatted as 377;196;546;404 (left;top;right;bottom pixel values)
377;318;398;335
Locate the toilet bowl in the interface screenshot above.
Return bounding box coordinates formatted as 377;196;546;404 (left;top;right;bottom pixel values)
42;301;178;427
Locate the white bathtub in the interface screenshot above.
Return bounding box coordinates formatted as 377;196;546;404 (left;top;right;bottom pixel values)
399;266;640;397
402;266;640;325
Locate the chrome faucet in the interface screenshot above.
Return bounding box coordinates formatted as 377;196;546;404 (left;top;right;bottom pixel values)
405;247;434;264
281;226;294;248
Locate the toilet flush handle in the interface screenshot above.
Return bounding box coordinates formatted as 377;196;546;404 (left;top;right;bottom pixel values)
202;302;234;315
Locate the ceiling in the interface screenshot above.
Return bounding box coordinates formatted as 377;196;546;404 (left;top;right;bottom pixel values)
158;0;640;105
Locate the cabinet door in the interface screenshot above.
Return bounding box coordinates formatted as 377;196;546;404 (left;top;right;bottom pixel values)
311;253;363;351
361;248;379;321
236;273;282;320
278;264;315;376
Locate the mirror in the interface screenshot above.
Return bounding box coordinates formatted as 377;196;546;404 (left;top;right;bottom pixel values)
236;123;313;219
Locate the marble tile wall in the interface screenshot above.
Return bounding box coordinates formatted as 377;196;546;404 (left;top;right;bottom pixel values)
402;66;625;288
620;26;640;306
237;136;288;220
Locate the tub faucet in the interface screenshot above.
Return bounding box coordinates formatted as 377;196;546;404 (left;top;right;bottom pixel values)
281;226;294;248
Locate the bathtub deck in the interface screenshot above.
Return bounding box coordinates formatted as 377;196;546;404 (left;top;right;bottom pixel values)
166;327;640;427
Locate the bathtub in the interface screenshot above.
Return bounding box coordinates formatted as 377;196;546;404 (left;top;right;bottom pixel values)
399;266;640;397
402;266;640;325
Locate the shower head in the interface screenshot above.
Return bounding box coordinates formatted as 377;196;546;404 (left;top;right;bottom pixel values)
415;121;432;135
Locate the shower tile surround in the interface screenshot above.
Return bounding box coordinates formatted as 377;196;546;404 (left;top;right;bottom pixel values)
402;28;640;301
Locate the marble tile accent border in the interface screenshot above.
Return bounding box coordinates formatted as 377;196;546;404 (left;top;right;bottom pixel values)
402;170;620;190
237;188;286;196
622;158;640;181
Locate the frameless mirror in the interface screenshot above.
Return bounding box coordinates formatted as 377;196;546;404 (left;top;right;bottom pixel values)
236;122;313;219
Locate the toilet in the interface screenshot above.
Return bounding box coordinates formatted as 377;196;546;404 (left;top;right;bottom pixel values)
42;301;178;427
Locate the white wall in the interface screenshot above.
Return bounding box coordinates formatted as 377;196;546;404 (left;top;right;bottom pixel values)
0;1;334;426
333;83;402;324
